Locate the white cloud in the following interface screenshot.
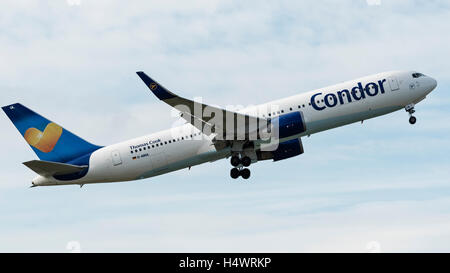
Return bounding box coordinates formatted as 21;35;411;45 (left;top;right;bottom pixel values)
3;193;450;252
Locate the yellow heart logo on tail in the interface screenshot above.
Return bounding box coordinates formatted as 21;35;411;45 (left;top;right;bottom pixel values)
24;123;63;153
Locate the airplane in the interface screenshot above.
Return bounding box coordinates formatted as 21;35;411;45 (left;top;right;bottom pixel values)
2;70;437;187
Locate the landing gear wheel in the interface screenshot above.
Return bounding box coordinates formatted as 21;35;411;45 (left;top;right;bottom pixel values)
240;168;251;179
405;104;417;125
230;168;240;179
230;156;240;167
241;156;251;167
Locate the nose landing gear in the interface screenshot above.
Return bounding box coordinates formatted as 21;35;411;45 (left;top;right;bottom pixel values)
405;103;417;125
229;155;252;179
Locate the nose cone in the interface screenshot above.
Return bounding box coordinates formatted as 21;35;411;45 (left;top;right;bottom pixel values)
424;76;437;95
430;77;437;90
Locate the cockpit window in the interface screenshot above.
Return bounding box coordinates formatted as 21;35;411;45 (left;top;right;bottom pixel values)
412;73;425;78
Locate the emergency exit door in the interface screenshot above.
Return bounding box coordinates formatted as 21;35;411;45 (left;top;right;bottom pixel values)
111;150;122;166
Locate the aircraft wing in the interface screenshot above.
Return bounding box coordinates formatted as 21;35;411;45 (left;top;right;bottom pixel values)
136;71;266;140
23;160;87;177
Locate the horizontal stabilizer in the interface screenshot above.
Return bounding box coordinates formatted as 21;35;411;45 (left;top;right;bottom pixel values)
23;160;87;177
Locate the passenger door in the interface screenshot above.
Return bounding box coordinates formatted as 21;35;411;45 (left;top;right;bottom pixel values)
388;77;399;91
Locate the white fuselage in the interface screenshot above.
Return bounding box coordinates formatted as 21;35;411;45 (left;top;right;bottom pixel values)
33;70;437;186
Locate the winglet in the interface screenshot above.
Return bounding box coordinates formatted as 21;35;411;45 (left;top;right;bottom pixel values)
136;71;176;100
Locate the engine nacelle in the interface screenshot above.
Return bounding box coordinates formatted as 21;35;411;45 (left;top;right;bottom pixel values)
270;111;306;139
257;137;304;162
272;138;304;161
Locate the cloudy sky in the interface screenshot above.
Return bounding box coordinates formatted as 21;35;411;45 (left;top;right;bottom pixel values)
1;0;450;252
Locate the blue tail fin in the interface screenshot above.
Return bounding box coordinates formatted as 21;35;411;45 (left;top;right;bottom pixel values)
2;103;102;164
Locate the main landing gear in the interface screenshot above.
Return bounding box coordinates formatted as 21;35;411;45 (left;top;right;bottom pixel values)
230;155;251;179
405;103;417;125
